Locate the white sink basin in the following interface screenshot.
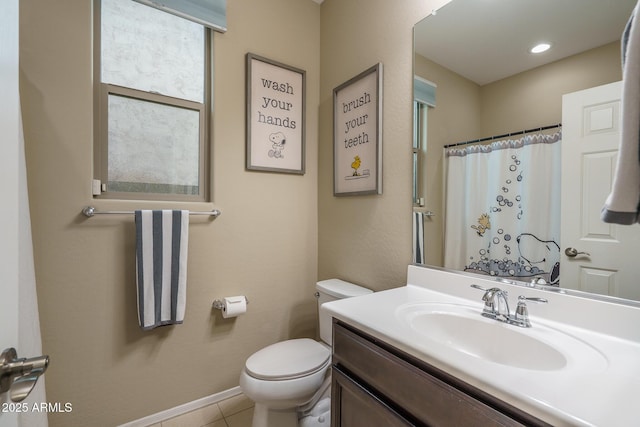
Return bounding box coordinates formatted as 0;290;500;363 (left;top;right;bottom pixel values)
395;302;608;372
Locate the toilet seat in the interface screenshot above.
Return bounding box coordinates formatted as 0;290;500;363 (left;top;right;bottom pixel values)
245;338;330;381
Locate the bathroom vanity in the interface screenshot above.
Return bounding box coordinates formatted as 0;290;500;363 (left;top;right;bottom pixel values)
323;265;640;426
331;320;547;426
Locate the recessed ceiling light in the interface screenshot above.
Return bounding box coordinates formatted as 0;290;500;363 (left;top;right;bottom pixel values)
530;43;552;54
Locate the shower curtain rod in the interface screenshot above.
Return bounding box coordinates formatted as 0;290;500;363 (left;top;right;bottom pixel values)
444;123;562;149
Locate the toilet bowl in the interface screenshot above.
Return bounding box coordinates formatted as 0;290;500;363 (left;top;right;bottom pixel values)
239;279;372;427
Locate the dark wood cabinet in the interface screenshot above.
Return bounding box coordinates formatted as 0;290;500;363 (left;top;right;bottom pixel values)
331;367;412;427
331;320;551;427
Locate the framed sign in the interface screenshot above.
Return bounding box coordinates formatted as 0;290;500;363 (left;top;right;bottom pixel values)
333;63;383;196
246;53;306;174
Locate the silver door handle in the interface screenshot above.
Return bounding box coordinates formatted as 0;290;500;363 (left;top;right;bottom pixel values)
564;247;591;258
0;348;49;402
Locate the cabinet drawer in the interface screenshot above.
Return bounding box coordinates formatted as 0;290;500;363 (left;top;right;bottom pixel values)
333;321;548;427
332;366;413;427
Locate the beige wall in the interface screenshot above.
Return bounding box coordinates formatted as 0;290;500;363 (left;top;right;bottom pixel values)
414;41;622;267
19;0;319;425
318;0;449;290
19;0;623;424
480;42;621;137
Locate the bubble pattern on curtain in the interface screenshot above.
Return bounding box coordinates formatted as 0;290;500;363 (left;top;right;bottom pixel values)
444;132;562;285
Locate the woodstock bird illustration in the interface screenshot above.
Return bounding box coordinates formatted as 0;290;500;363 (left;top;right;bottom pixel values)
351;155;361;176
471;213;491;236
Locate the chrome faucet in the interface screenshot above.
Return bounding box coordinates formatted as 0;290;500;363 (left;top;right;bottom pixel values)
478;287;511;321
471;284;548;328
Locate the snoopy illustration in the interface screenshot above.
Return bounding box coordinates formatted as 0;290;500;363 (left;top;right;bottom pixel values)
351;155;361;176
268;132;286;158
517;233;561;285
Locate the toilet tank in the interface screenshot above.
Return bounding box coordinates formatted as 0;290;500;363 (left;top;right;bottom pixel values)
316;279;372;345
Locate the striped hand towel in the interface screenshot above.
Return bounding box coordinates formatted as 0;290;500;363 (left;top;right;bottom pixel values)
135;210;189;330
412;211;425;265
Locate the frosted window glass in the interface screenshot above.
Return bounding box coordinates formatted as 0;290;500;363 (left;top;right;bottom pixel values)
101;0;205;103
107;95;200;195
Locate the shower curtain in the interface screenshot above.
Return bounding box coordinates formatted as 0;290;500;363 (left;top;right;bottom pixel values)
444;132;562;285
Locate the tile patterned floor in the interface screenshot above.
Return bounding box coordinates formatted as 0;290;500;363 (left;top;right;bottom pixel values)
147;393;254;427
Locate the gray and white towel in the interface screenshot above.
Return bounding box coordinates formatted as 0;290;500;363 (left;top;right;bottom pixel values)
135;210;189;330
602;1;640;224
413;211;425;265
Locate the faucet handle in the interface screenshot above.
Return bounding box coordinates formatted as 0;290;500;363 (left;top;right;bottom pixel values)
519;296;548;304
514;295;548;327
471;285;507;317
470;284;508;295
471;285;508;300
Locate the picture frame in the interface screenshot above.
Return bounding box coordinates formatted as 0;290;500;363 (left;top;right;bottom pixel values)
333;63;383;196
246;53;306;174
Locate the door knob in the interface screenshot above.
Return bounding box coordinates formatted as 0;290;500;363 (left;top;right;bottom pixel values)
0;348;49;402
564;247;591;258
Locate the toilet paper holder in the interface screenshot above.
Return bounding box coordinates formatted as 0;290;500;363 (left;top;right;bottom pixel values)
212;296;249;311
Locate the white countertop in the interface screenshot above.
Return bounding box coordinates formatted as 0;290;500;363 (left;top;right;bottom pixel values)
322;265;640;427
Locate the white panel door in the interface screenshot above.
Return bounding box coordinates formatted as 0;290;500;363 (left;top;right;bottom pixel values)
561;81;640;300
0;0;21;425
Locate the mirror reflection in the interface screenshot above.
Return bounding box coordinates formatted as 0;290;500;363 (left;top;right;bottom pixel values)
413;0;640;302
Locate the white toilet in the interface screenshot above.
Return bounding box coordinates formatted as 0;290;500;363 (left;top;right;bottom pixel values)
239;279;372;427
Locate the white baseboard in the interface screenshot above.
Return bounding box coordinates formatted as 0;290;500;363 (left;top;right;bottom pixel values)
118;386;243;427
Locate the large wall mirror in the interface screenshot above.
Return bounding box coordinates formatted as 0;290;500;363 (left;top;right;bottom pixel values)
413;0;640;303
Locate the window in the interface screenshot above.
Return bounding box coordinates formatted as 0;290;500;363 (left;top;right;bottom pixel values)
413;76;436;207
94;0;211;201
413;101;428;207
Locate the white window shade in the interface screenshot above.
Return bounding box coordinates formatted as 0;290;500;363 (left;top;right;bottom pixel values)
102;0;205;102
133;0;227;33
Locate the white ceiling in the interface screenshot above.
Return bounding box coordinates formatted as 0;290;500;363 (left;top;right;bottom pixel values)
415;0;637;85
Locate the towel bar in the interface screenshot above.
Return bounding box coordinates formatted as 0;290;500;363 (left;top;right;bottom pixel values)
82;206;221;218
